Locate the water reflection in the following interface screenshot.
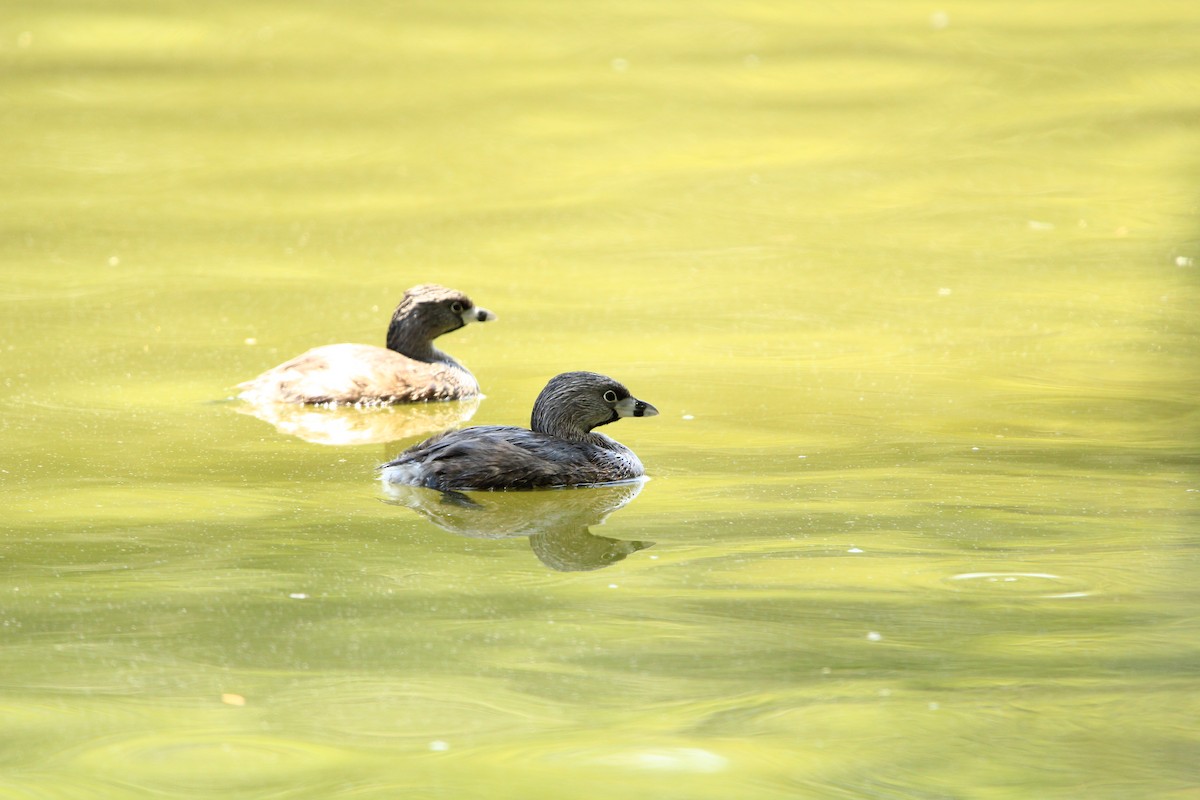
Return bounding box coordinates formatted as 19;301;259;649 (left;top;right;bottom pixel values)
383;480;652;571
236;397;479;445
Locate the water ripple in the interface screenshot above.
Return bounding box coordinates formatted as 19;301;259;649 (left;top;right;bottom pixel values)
943;571;1093;599
536;744;730;773
67;732;352;789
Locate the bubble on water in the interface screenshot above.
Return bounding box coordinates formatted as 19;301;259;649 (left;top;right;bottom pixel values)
288;593;308;600
1028;220;1055;231
937;287;952;296
1174;256;1194;267
866;631;883;642
929;11;950;29
611;58;629;72
848;547;863;554
429;740;449;752
244;337;257;346
108;256;120;267
682;414;695;420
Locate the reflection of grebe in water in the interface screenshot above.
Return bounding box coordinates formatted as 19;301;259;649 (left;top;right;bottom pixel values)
383;481;652;571
234;396;480;446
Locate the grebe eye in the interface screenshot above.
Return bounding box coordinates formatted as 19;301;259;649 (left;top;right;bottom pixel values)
603;390;618;403
449;301;465;314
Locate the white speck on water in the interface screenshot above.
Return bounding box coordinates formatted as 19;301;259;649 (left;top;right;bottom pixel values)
878;688;892;697
107;256;120;267
743;53;760;68
682;414;695;420
648;555;659;560
244;337;257;346
429;740;449;752
848;547;863;554
1028;220;1055;231
929;702;940;711
797;455;807;459
929;10;950;29
937;287;952;296
1175;256;1194;267
972;446;980;451
867;631;883;642
611;58;629;72
288;593;308;600
608;584;619;589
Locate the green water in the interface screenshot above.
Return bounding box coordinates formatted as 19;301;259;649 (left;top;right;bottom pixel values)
3;1;1198;797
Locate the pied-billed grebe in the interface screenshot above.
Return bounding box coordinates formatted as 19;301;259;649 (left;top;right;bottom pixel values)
237;284;495;405
378;371;658;490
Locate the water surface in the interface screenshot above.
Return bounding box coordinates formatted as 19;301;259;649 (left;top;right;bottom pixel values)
2;1;1198;797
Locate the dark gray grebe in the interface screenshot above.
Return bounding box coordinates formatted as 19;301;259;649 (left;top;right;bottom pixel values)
378;371;658;490
237;284;495;405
